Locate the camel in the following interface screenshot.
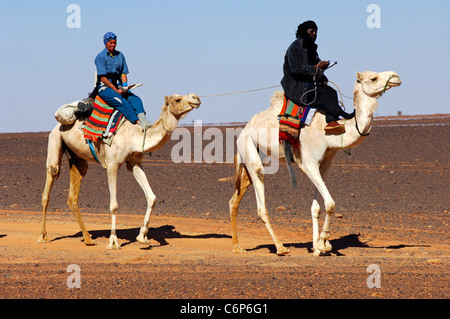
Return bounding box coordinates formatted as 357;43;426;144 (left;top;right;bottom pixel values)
39;93;201;249
229;71;401;256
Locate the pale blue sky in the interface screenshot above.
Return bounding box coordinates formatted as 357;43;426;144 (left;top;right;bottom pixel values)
1;0;449;132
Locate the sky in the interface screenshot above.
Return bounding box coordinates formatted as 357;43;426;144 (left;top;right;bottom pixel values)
1;0;449;133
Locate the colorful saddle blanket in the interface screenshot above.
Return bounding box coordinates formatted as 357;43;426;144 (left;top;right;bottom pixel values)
278;95;316;147
82;96;123;142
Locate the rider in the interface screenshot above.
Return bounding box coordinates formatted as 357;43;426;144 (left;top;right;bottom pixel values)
94;32;150;131
281;20;354;134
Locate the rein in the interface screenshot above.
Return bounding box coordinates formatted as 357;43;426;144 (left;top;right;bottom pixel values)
355;115;371;136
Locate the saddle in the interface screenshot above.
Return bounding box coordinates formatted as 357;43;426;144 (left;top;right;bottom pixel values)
82;96;123;143
278;95;316;148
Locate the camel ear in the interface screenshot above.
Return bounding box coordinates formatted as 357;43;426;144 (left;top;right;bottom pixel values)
356;72;363;82
164;96;169;105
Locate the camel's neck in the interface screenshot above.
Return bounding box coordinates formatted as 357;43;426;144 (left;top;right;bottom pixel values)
330;82;378;149
352;82;378;136
141;107;179;153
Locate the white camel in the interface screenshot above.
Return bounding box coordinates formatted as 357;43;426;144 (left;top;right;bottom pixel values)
229;71;401;256
39;93;201;249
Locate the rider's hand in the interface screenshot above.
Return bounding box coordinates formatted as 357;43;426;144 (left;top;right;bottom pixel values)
317;61;330;70
118;86;129;94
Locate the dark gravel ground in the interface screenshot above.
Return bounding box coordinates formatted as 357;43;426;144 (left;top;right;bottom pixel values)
0;115;448;304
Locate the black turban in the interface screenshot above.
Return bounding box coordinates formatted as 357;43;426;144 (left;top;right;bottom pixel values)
296;20;318;40
295;20;319;64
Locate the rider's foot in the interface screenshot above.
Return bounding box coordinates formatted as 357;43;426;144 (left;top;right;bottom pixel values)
324;121;345;134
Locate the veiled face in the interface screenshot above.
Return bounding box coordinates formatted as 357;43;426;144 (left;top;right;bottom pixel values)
306;28;317;40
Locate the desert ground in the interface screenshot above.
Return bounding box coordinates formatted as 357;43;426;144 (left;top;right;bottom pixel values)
0;114;448;305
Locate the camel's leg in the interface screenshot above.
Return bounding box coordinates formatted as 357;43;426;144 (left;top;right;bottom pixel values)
39;129;64;243
39;167;59;243
242;141;290;255
67;158;96;246
131;163;156;244
229;157;252;253
251;164;290;255
39;171;56;242
106;163;120;249
303;153;337;256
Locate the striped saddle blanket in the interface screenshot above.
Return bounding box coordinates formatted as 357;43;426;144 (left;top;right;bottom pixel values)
278;95;316;147
82;96;123;142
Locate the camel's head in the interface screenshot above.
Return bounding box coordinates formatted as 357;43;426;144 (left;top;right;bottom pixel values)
164;93;201;118
356;71;402;99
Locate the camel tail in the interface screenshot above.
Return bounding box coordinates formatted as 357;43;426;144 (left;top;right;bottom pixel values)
282;141;297;188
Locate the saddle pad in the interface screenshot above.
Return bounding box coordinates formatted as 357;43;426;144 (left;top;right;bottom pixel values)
278;95;314;147
82;96;123;142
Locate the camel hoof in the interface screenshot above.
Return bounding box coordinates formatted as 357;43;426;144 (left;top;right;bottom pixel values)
313;251;331;256
136;235;150;245
313;246;332;256
106;243;121;250
84;239;97;246
107;236;120;249
37;236;50;243
276;247;291;256
232;245;246;254
316;238;332;253
316;239;326;252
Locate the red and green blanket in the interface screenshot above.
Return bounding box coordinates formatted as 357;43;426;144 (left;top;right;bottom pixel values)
278;96;313;148
82;96;123;142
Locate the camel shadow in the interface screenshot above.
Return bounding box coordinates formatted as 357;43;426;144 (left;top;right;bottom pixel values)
248;233;430;256
52;224;231;248
0;234;6;239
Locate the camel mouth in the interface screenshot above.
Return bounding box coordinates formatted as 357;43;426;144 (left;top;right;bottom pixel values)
186;94;201;108
387;75;402;88
177;101;200;116
382;81;400;92
189;101;201;108
375;75;401;95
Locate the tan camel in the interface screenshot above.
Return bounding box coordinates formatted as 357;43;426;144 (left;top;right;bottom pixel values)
39;93;201;249
229;71;401;256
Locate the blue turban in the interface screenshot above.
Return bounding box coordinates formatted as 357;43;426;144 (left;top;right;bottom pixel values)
103;32;117;45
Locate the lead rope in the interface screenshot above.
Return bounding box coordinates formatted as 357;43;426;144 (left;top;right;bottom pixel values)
199;85;281;98
142;123;155;154
142;127;147;153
